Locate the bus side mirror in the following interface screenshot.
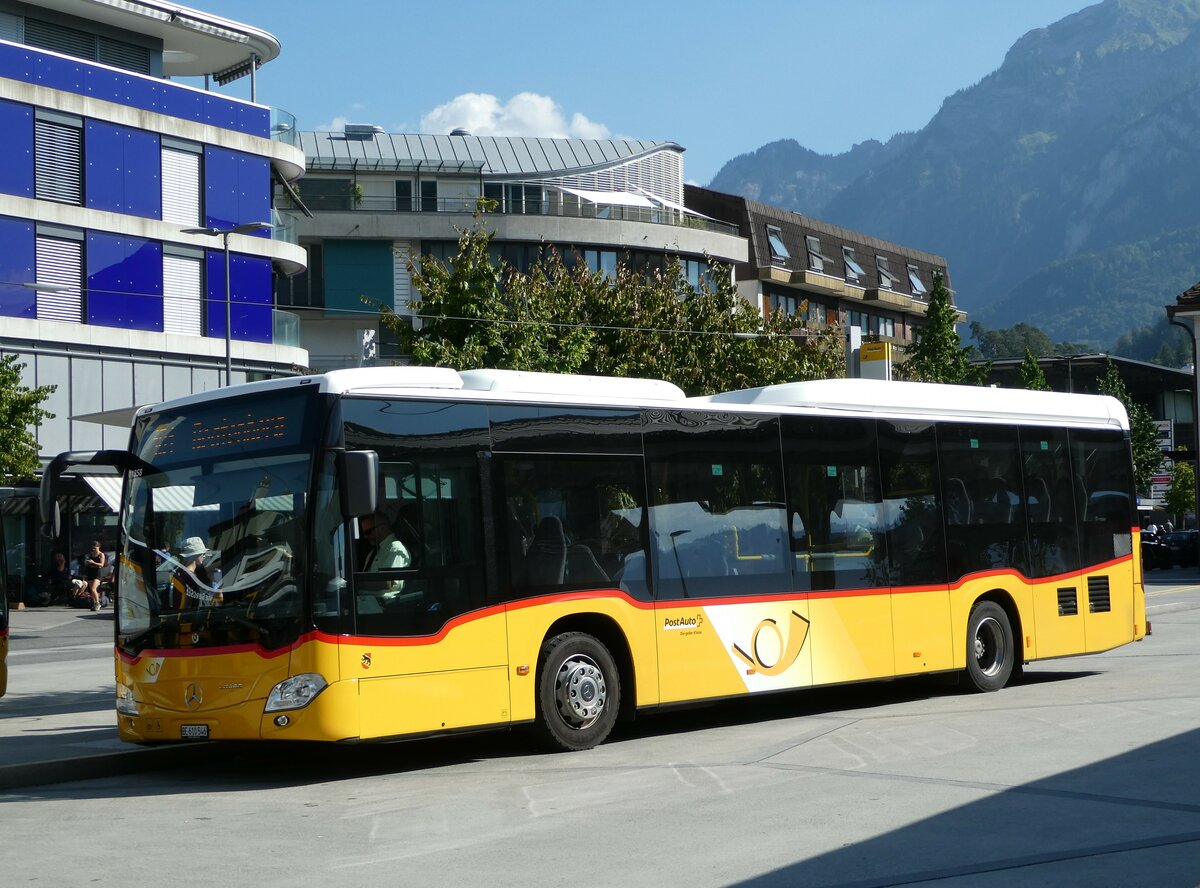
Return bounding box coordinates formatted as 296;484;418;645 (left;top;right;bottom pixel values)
41;501;61;540
342;450;379;518
40;450;128;539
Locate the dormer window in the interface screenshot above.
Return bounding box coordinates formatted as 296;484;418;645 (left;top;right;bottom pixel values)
806;236;826;273
908;264;928;297
766;225;789;265
876;256;896;290
842;246;865;282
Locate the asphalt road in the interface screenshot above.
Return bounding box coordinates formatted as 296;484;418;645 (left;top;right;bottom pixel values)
2;571;1198;888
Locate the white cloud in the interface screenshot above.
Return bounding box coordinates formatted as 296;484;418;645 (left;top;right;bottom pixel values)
315;115;350;132
420;92;611;139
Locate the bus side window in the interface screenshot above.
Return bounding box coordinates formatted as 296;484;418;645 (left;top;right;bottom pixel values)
936;422;1027;582
496;455;649;601
342;398;489;637
645;411;789;600
877;420;947;587
1069;428;1135;565
782;415;883;592
1020;427;1080;577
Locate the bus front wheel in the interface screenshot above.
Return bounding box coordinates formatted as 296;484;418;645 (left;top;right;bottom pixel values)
962;601;1014;692
534;632;621;751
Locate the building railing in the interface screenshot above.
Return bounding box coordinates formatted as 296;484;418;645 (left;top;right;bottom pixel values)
281;192;741;237
271;209;299;245
768;260;934;305
272;309;300;348
270;108;299;147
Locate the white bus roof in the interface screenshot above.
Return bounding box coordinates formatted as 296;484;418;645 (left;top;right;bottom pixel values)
135;368;1128;431
697;378;1129;430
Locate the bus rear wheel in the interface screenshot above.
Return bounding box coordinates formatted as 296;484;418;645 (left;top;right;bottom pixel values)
962;601;1014;692
534;632;621;751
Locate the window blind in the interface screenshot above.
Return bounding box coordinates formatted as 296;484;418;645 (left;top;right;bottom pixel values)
35;235;83;323
163;254;203;335
35;119;83;205
161;147;202;225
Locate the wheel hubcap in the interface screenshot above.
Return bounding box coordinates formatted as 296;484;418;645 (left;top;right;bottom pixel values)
974;615;1007;678
554;654;607;729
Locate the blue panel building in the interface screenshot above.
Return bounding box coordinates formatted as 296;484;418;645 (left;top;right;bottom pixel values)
0;0;308;601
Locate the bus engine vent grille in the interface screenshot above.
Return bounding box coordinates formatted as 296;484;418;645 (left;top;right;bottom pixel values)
1088;576;1111;613
1057;587;1078;616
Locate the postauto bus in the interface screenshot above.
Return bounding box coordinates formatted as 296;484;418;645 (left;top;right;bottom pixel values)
39;368;1146;750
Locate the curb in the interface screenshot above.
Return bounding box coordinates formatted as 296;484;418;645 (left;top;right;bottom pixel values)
0;745;208;791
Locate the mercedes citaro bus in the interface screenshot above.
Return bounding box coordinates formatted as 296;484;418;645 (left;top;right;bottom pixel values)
39;368;1146;750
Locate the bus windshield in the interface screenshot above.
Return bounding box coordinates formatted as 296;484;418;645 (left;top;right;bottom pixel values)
117;388;319;654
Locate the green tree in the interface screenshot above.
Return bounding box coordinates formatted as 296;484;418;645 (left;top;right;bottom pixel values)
896;272;989;384
971;321;1054;360
378;201;593;373
1017;347;1051;391
385;209;845;395
1163;455;1195;527
970;321;1090;360
1111;320;1192;368
0;354;55;482
1096;359;1163;494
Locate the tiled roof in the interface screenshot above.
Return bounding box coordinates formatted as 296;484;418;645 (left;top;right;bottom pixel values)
298;132;682;177
1176;280;1200;303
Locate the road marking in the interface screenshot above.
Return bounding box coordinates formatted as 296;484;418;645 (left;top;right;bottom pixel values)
1145;586;1199;598
7;642;113;658
9;617;90;631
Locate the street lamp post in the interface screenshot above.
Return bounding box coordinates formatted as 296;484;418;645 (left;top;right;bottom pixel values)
182;221;272;386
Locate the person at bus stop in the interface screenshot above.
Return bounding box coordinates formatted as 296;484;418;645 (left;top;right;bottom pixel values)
171;536;217;609
47;551;73;605
82;539;107;611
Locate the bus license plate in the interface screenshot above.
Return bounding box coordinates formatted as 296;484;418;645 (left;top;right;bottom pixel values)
180;724;209;739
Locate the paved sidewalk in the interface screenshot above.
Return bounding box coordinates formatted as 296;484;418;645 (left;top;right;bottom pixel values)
0;605;194;790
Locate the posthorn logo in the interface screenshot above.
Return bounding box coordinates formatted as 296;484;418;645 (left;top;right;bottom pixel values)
732;610;810;676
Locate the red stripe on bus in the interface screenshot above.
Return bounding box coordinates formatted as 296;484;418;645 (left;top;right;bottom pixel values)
116;552;1134;659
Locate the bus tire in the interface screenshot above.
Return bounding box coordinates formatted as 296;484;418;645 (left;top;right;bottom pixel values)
533;632;621;751
962;601;1014;692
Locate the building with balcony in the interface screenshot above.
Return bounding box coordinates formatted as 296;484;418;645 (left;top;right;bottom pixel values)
275;127;747;369
684;186;954;347
0;0;307;600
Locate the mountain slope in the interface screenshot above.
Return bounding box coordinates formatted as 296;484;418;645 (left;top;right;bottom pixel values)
709;0;1200;345
709;135;915;217
977;224;1200;344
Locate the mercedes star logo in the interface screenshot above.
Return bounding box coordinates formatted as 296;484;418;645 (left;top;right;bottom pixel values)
184;683;203;710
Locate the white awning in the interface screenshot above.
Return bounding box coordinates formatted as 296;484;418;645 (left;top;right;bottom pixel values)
71;405;141;428
552;185;654;209
81;475;292;515
636;188;715;221
83;476;122;512
81;477;218;514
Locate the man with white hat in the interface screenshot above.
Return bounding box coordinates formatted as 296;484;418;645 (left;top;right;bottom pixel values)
171;536;217;608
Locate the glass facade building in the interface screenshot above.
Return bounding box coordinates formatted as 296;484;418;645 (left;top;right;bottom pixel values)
0;1;306;603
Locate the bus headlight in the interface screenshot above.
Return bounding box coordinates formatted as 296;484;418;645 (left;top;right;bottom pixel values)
264;673;328;712
115;683;139;716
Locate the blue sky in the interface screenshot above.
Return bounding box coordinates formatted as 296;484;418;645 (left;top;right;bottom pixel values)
189;0;1098;184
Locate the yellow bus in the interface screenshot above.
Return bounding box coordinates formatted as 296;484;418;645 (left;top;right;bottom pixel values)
40;369;1146;750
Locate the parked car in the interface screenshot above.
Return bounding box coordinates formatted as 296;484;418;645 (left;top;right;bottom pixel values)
1161;530;1198;567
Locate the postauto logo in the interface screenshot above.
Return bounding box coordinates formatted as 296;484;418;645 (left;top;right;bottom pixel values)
663;613;704;631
